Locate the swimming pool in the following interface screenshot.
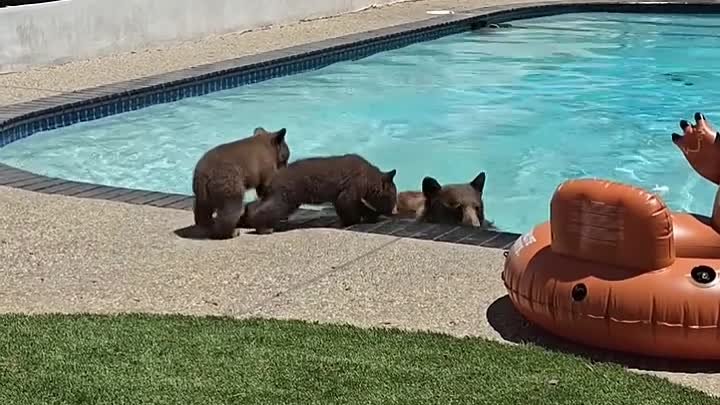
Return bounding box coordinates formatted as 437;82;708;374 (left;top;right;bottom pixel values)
2;12;720;234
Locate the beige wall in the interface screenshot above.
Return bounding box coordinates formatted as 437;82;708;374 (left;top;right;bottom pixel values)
0;0;407;73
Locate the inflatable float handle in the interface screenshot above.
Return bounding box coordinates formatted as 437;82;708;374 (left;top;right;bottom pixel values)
550;179;674;272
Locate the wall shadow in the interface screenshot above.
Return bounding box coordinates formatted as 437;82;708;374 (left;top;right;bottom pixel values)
486;294;720;374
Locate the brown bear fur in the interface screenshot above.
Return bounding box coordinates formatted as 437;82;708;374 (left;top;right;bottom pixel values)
192;127;290;239
397;172;494;229
243;154;398;233
396;191;426;219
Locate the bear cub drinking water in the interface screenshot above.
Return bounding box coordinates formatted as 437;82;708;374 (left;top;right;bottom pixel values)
397;172;493;228
192;127;290;239
244;154;398;234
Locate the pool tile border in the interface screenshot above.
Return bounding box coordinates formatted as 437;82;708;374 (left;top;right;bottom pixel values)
0;159;521;249
2;0;720;248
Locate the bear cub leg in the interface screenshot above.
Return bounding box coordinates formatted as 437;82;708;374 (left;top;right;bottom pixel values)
194;199;214;228
245;196;297;234
211;196;246;240
334;191;365;227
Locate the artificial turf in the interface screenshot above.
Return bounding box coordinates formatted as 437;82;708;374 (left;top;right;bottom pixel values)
0;314;716;405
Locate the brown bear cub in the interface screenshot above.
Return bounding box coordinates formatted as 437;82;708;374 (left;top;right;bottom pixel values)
397;172;493;228
243;154;398;234
192;127;290;239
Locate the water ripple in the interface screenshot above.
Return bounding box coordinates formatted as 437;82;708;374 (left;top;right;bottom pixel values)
1;12;719;233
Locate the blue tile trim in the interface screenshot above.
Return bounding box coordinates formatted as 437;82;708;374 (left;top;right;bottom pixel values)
3;1;720;148
1;1;719;248
0;24;467;146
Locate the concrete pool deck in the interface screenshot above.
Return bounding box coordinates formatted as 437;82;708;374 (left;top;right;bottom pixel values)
3;185;720;396
1;0;720;398
0;0;560;106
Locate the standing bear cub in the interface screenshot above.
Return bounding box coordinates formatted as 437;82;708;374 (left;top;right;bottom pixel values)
192;127;290;239
244;154;398;234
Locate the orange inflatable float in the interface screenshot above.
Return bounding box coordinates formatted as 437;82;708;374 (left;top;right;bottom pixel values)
502;112;720;360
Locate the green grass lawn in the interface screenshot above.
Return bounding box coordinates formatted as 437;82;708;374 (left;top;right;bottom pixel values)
0;314;716;405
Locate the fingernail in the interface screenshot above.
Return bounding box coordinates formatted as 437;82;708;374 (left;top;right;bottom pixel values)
672;133;682;142
680;120;690;129
695;112;704;121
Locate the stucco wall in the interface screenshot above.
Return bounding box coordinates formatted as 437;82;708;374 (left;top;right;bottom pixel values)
0;0;406;73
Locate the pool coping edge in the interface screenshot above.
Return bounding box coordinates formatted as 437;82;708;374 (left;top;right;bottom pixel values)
2;0;718;248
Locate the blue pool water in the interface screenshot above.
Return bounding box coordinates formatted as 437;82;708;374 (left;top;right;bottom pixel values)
3;12;720;233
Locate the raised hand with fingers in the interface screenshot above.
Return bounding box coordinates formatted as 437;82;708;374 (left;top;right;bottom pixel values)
671;112;720;185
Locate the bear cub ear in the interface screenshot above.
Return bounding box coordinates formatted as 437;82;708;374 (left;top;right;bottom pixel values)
470;172;486;193
422;176;442;197
382;169;397;183
273;128;287;145
253;127;268;136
